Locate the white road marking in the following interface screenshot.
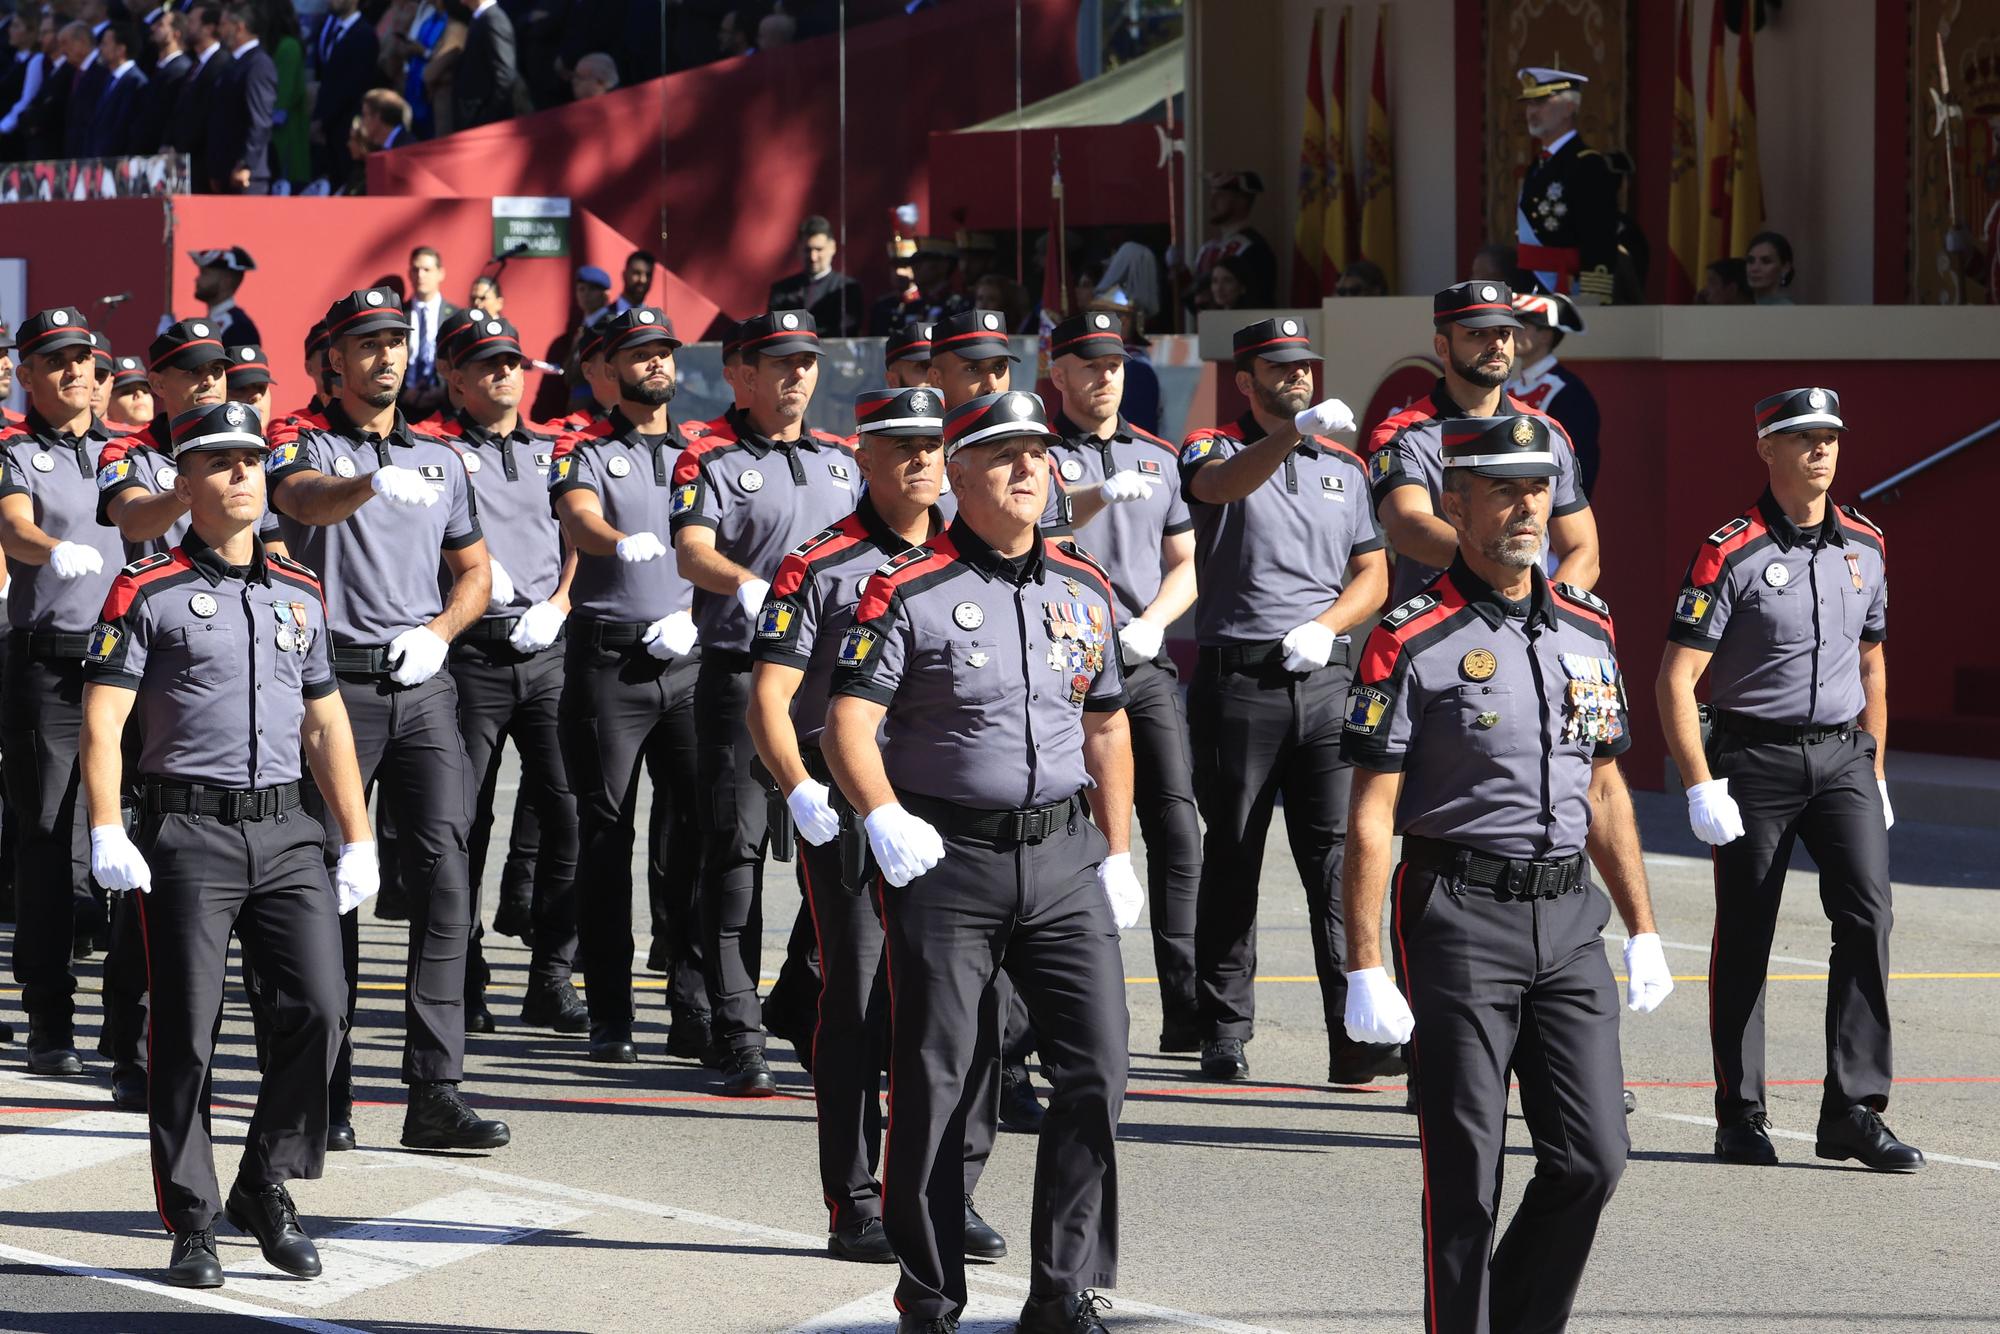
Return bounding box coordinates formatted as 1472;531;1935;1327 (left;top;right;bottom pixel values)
1602;931;1829;971
0;1239;369;1333
966;1273;1291;1334
1646;1111;2000;1172
0;1109;248;1190
784;1284;1023;1333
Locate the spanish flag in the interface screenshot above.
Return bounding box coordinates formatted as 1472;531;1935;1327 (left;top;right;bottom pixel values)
1292;10;1328;305
1358;11;1397;290
1698;0;1732;274
1727;10;1765;258
1667;0;1700;301
1322;6;1354;288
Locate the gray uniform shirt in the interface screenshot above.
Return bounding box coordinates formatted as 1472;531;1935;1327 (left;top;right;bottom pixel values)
1341;561;1630;861
1367;382;1588;604
1177;413;1383;646
0;413;125;632
94;420;193;560
669;408;859;654
265;403;482;646
1041;413;1191;624
832;520;1127;810
84;533;336;788
433;414;564;616
1666;491;1887;726
548;408;694;623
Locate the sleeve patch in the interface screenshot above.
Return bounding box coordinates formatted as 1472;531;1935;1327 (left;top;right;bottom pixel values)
85;623;122;662
1344;684;1391;734
269;441;301;468
837;625;878;666
1370;448;1399;481
669;482;698;515
1673;587;1711;625
756;601;797;639
1180;437;1216;466
1381;593;1437;628
96;459;133;488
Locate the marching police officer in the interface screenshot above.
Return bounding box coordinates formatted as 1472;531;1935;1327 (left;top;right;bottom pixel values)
0;307;126;1078
105;357;154;430
226;344;275;426
1655;388;1920;1172
1515;67;1621;304
99;319;232;562
267;286;509;1152
883;322;933;390
1371;283;1600;606
825;389;1140;1334
925;309;1013;407
670;309;859;1095
1178;317;1389;1084
1341;413;1674;1334
78;401;375;1289
551;305;712;1065
0;320;21;428
432;314;585;1034
1043;310;1202;1047
1506;290;1602;498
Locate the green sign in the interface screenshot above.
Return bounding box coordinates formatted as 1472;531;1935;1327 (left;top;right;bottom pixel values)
492;196;572;259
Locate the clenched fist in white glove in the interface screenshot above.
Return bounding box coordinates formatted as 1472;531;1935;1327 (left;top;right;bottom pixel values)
1118;617;1164;667
787;780;842;847
1098;471;1157;505
1685;778;1745;846
1343;966;1415;1045
335;841;380;914
736;578;770;619
863;802;945;888
1879;778;1894;831
386;625;449;686
642;609;698;660
370;465;439;508
1293;397;1356;437
616;531;667;562
509;599;566;653
486;556;516;610
49;541;104;580
1623;933;1674;1013
1097;852;1144;929
90;825;151;894
1280;620;1337;673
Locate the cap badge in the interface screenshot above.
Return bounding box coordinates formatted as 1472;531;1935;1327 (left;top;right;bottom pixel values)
953;601;985;630
1093;313;1111;329
983;313;1000;331
49;310;68;326
189;592;217;618
224;403;244;427
239;347;255;360
738;467;764;493
1511;418;1536;445
606;455;631;477
1461;648;1498;682
908;390;932;414
1807;388;1827;410
779;312;797;330
1480;284;1499;301
486;321;503;335
1281;319;1299;336
191;321;208;336
1763;561;1790;588
1008;396;1033;419
365;290;385;307
639;310;657;325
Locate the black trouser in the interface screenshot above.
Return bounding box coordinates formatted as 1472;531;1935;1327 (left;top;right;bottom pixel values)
451;640;579;993
559;632;703;1036
879;799;1127;1319
1188;648;1355;1050
134;805;345;1234
1123;656;1201;1032
1707;726;1893;1123
1390;861;1628;1334
305;669;474;1104
694;654;775;1052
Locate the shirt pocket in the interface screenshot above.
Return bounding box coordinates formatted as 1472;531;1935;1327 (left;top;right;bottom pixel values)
1741;585;1810;645
164;623;235;687
946;637;1011;705
1445;683;1519;757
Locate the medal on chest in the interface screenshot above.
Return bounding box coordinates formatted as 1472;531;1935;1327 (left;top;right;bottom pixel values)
1042;599;1106;680
1558;652;1623;745
273;601;311;656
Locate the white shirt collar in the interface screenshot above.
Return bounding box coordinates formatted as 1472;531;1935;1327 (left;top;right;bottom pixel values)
1540;129;1576;157
109;59;137;80
79;50;99;71
1511;354;1560;390
231;38;259;57
195;41;219;66
208;296;238;321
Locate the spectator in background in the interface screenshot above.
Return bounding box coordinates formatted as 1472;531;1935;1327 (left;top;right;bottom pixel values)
1468;243;1518;287
957;229;1000;291
209;0;277;193
574;263;621;328
359;85;413;149
1699;257;1755;306
468;273;503;315
84;21;145;157
972;273;1031;336
139;9;193;155
756;9;795;51
1333;259;1390;297
1182;169;1275;313
264;0;311;189
1205;254;1252;311
716;6;758;58
1094;238;1162;325
400;243;456;418
620;249;655;309
451;0;517;130
1745;230;1797;305
60;20;104;158
381;0;449;137
311;0;377;180
24;11;69;161
1;8;46;157
768;214;864;336
1508;289;1600;498
1088;285;1161;434
570;50;617;99
173;5;231;186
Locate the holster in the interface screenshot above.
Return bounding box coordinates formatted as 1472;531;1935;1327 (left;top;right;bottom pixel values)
836;796;875;896
750;754;796;862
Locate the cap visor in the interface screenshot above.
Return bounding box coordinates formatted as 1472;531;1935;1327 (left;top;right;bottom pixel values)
459;341;527;364
1447;313;1526;330
159;347;230;371
1462;460;1560;479
226;370;272;386
1256;346;1324;364
744;335;821;357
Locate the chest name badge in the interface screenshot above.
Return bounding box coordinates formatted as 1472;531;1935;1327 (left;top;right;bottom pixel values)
1138;458;1163;476
30;451;53;472
1059;458;1084;482
1320;475;1346;500
189;592;217;618
953;601;984;630
738;468;765;493
1460;648;1497;681
1763;561;1790;588
332;456;358;478
418;464;447;483
156;465;178;488
829;462;851;483
1845;552;1864;589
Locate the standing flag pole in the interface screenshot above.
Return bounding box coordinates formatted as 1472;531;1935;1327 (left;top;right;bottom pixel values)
1726;9;1765;258
1358;6;1398;291
1697;0;1732;275
1039;137;1066;383
1323;6;1353;291
1292;10;1328;306
1666;0;1700;302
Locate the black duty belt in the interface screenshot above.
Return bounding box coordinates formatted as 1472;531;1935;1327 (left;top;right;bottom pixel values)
330;645;393;676
1202;638;1351;673
18;630;91;661
457;616;517;645
144;779;301;822
1711;709;1856;746
1403;836;1585;900
902;792;1082;845
570;617;648;650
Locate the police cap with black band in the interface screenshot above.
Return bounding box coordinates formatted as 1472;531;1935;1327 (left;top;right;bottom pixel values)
733;309;818;358
1440;414;1561;479
1753;387;1844;438
854;386;945;439
322;287;410;340
14;307;96;356
1231;315;1321;365
226;344;272;389
1049;311;1127;361
169;400;266;457
884;321;934;367
931;309;1016;362
1434;280;1525;331
942;389;1060;459
450;316;525;367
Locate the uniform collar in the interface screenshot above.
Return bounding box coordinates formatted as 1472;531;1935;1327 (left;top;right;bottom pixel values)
947;516;1044;585
852;491;943;550
182;527;272;586
1511;354;1559;389
724;406;815;456
1446;555;1556;631
452;409;526;445
326;398;418;447
1540;129;1577;158
1052;409;1129;448
24;405;105;442
1756;488;1843;550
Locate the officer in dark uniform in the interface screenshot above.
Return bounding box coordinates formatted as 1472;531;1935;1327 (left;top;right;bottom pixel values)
99;320;232;563
1341;413;1674;1334
1515;68;1621;305
79;401;373;1290
883;322;933;390
1177;317;1390;1084
430;314;585;1034
670;309;860;1095
551;305;711;1065
1043;310;1202;1048
1506;290;1602;498
0;307;125;1078
266;286;508;1153
189;245;263;347
826;389;1139;1334
89;338;116;423
1656;387;1920;1172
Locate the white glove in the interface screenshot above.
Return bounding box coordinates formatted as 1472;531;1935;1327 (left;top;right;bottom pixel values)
386;625;449;686
1685;778;1745;846
90;825;151;895
1623;933;1674;1013
786;780;842;847
335;841;380;914
1280;620;1337;673
486;556;516;610
863;802;945;888
1293;397;1356;436
369;465;440;508
49;541;104;580
1118;616;1164;666
736;578;770;619
616;530;667;562
1097;471;1157;505
509;599;566;652
1097;852;1144;929
1878;778;1894;831
1343;966;1415;1045
642;609;698;660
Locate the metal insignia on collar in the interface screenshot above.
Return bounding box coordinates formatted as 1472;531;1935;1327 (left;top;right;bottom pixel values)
1064;577;1082;597
189;592;217;618
953;601;984;630
1763;561;1790;588
333;456;357;478
738;467;764;493
31;451;53;472
606;455;631;477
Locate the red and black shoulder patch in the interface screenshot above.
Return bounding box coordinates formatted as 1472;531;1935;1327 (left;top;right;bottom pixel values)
1552;581;1616;644
809;428;857;452
1837;504;1886;554
268;549;322;589
1128;423;1178;456
854;537;958;623
100;550;195;621
1689;510;1768;586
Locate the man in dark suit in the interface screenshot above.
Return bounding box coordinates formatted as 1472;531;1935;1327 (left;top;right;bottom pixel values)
311;0;376;180
172;4;231;190
85;23;148;157
206;0;275;193
139;10;194;154
60;22;107;157
451;0;517;131
768;215;866;337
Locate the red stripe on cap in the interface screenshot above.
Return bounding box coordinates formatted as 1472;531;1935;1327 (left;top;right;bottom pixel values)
742;327;816;347
1051;332;1124;356
1439;302;1512;315
327;304;402;336
934;329;1008;348
19;326;90;352
148;337;225;371
452;333;520;361
228;358;270;373
1234;335;1314;355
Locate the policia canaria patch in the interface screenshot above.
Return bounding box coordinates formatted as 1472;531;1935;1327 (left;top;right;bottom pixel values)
1345;685;1390;734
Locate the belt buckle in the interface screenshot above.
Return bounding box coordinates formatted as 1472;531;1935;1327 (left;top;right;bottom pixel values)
219;790;244;822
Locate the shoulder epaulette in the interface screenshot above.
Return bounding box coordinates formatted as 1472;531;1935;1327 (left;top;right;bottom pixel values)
1705;515;1755;547
269;550;322;587
1554;582;1609;616
793;515;866;564
1838;504;1885;541
809;428;857;452
122;551;175;576
1128;423;1178;454
100;550;196;621
1380;592;1438;630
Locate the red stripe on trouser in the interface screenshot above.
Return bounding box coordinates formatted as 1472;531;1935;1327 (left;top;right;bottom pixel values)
1708;847;1726;1104
1391;863;1437;1334
798;837;839;1233
873;874;906;1315
134;891;173;1235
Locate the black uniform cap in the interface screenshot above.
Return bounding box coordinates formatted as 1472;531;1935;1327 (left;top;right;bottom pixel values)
111;355;148;389
734;309;819;358
1439;415;1560;479
90;334;113;370
323;287;410;340
452;316;525;366
931;309;1015;362
15;308;95;356
188;245;256;272
0;320;14;351
884;321;934;365
435;307;479;364
226;344;271;387
854;386;945;439
1510;289;1588;334
599;306;682;356
149;318;231;372
1231;316;1320;364
169;400;266;457
943;389;1059;458
1754;387;1845;438
1049;311;1127;361
304;320;330;360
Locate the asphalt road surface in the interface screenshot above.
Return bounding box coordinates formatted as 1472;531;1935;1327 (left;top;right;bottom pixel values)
2;774;1995;1333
